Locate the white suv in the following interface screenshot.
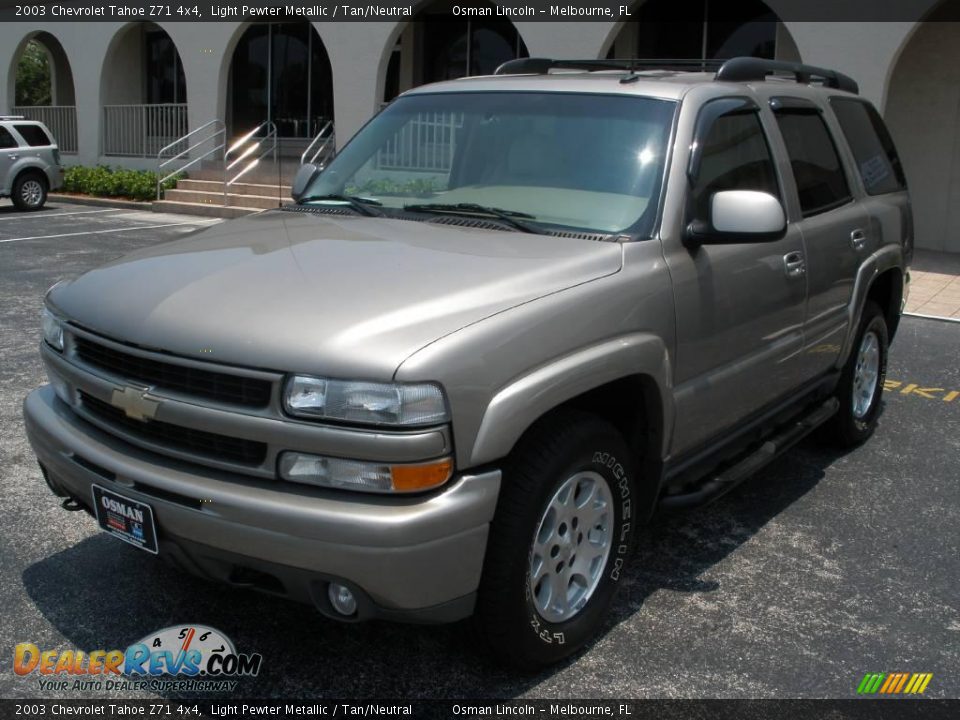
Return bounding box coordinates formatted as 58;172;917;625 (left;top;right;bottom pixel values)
0;117;64;211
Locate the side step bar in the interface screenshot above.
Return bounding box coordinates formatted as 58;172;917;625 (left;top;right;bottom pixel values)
658;397;839;510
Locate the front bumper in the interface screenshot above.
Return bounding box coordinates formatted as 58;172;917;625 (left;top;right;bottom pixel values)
24;385;501;623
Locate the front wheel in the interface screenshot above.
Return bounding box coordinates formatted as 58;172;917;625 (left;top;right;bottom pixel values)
822;301;889;447
12;171;48;211
474;411;638;669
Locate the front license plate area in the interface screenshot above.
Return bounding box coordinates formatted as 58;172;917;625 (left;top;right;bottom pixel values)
91;484;159;554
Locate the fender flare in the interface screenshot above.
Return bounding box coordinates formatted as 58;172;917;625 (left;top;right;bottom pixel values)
468;333;673;467
837;244;905;369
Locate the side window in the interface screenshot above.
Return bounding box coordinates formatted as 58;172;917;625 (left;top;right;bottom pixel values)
830;98;906;194
773;110;852;217
690;110;780;221
14;124;52;147
0;127;18;149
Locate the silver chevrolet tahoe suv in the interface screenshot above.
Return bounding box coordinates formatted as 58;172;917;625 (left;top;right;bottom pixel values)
24;57;912;668
0;117;63;210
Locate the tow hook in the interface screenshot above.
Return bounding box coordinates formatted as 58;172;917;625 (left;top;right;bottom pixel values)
61;497;85;512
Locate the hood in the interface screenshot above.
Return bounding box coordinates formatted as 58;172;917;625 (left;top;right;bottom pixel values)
49;211;623;379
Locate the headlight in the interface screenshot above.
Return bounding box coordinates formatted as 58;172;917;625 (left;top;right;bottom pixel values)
283;375;448;426
41;307;63;351
278;452;453;493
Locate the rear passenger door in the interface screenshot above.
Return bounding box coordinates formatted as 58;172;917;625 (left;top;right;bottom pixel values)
828;97;912;262
0;127;18;193
769;98;869;373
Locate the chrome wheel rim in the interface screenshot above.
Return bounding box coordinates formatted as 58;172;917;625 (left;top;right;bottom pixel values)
528;471;613;624
852;330;881;418
20;179;43;207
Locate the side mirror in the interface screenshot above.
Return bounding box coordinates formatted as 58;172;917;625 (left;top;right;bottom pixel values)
291;163;322;201
686;190;786;244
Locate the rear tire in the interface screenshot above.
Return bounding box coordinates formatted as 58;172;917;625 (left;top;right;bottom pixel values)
12;171;47;211
822;301;889;447
474;410;638;669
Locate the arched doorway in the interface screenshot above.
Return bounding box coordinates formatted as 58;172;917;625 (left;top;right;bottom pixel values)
100;23;187;157
227;22;333;139
382;0;529;103
11;32;77;153
606;0;792;62
886;7;960;253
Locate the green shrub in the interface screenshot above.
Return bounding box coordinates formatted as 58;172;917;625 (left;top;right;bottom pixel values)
62;165;183;202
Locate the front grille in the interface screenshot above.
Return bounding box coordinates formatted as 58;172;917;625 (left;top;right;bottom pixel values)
79;391;267;466
73;335;272;408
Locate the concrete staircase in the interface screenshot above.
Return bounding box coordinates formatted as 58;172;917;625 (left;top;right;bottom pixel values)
153;162;299;218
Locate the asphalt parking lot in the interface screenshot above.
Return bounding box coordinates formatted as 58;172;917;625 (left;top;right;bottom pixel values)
0;200;957;700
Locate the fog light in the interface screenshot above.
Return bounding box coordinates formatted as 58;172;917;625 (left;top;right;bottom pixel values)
328;583;357;616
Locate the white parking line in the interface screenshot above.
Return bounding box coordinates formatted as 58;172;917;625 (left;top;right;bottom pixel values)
0;219;220;244
0;208;121;221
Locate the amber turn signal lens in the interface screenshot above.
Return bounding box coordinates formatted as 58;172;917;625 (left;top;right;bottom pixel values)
390;458;454;492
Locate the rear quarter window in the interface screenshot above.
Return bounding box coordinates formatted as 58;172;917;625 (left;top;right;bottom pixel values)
14;124;53;147
830;98;906;195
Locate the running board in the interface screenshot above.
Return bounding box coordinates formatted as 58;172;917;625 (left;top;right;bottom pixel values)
658;397;839;510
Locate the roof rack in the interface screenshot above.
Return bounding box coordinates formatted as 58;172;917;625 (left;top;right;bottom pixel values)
495;58;724;75
0;115;25;120
494;56;859;94
715;57;859;94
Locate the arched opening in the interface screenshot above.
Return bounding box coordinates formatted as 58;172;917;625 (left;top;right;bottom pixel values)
886;6;960;253
381;1;529;104
226;22;333;140
606;0;794;63
11;32;77;153
100;23;187;157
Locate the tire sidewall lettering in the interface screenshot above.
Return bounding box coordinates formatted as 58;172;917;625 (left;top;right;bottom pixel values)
525;447;635;645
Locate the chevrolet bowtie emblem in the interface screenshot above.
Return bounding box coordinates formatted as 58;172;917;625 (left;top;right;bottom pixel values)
110;386;161;422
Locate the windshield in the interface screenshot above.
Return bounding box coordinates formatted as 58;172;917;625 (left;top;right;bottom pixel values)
301;91;677;236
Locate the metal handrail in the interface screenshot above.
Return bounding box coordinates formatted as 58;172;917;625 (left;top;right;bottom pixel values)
155;119;226;200
224;121;278;204
300;120;335;165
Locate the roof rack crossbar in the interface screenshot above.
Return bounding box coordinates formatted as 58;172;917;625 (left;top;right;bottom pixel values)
494;56;859;95
715;57;859;94
495;57;724;75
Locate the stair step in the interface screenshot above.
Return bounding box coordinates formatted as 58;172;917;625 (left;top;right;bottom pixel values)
152;200;263;219
175;179;292;197
177;178;290;197
163;189;288;211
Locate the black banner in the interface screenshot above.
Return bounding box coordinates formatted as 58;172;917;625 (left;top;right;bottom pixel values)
1;0;960;23
0;699;958;720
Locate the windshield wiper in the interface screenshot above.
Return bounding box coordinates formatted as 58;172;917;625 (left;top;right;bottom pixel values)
403;202;541;234
300;194;383;217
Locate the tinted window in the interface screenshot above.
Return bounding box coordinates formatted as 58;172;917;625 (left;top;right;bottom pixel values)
14;124;52;147
0;127;17;149
691;110;780;221
774;110;851;216
830;98;906;194
304;92;677;236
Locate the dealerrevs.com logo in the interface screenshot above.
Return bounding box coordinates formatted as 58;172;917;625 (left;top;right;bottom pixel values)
14;625;262;693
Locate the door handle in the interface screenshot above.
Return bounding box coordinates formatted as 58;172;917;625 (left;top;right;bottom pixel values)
783;251;806;279
7;154;17;161
850;228;867;251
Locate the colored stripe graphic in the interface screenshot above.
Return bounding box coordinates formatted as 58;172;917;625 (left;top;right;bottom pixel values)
857;672;932;695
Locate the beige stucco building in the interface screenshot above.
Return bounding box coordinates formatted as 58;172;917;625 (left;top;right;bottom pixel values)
1;0;957;252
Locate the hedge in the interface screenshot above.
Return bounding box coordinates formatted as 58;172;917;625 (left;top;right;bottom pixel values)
62;165;182;202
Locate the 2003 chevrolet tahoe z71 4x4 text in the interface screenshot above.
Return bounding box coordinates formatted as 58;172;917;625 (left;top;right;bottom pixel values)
24;57;912;668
